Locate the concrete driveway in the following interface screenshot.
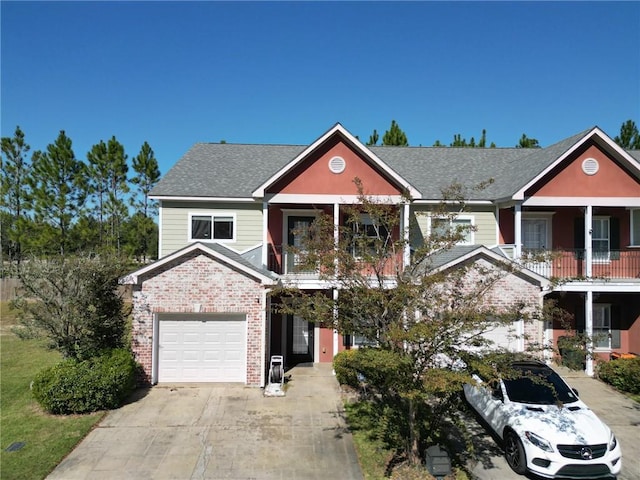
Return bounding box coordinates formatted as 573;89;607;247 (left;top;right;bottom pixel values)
47;364;362;480
469;366;640;480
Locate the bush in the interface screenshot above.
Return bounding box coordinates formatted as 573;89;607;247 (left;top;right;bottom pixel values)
597;357;640;394
333;349;360;388
32;348;138;414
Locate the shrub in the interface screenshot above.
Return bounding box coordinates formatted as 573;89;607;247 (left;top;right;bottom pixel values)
597;357;640;394
32;348;138;414
333;349;360;388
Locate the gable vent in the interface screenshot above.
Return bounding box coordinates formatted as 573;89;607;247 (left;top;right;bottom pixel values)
582;158;599;176
328;156;346;174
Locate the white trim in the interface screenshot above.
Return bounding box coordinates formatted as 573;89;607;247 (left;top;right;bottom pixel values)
251;123;421;199
521;215;553;251
262;201;268;267
188;211;236;243
120;242;278;285
266;193;406;204
152;314;159;384
152;195;256;202
513;127;640;200
592;303;612;352
413;199;493;205
429;214;475;245
523;196;640;207
430;245;550;288
585;291;594;376
158;206;164;258
551;281;640;293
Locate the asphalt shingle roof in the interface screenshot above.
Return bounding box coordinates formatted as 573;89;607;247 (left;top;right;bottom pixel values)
150;127;635;202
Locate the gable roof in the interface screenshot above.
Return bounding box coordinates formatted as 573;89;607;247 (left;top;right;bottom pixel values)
251;123;421;199
425;244;550;288
150;125;639;203
120;242;279;285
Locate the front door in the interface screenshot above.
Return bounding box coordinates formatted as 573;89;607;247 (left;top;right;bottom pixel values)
286;216;315;273
287;315;314;365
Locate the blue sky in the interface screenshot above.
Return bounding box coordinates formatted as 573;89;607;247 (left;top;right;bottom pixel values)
2;1;639;176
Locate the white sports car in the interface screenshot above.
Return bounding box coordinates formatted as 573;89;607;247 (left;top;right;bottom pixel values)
463;360;622;479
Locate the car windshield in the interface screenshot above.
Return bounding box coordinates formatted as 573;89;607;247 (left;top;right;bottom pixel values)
503;365;579;405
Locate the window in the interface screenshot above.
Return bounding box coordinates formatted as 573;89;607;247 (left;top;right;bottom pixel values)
352;215;389;257
592;217;610;262
431;216;473;244
189;213;234;242
522;218;549;250
631;209;640;247
593;304;611;350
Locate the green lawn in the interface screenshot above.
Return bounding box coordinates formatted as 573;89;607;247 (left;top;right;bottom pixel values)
0;302;104;480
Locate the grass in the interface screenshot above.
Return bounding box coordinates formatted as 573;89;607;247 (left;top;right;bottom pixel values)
0;302;104;480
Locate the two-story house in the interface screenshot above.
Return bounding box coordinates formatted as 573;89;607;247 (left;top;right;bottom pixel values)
122;124;640;386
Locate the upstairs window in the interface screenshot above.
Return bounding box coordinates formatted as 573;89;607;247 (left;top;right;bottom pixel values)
189;213;235;242
431;216;473;245
351;214;389;258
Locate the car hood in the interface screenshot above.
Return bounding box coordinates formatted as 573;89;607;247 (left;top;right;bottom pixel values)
508;402;611;445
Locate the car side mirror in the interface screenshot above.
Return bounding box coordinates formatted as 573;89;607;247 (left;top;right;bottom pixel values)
572;388;579;398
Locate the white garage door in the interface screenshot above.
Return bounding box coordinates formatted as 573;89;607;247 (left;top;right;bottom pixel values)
158;314;246;383
481;320;524;352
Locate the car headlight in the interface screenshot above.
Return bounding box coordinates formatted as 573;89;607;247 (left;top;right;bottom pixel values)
525;431;554;453
609;432;617;451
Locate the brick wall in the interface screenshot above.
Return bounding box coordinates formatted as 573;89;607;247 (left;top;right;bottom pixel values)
131;250;266;386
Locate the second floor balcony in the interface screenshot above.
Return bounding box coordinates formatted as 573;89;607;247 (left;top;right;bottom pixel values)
520;249;640;281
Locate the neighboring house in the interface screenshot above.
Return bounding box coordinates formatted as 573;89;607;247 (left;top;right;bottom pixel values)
122;124;640;385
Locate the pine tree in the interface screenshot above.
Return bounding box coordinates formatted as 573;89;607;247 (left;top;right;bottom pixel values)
1;126;31;264
614;120;640;149
130;141;160;261
516;133;540;148
29;131;87;256
366;129;379;146
382;120;409;146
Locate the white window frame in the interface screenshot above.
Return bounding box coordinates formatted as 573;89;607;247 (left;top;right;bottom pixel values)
351;213;390;258
188;212;236;243
593;304;612;351
430;215;474;245
592;216;610;263
631;209;640;247
521;213;553;251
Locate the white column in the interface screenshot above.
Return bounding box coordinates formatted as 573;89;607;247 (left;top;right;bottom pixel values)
585;290;594;376
585;205;592;278
514;203;522;259
333;288;339;358
262;201;269;268
403;203;411;267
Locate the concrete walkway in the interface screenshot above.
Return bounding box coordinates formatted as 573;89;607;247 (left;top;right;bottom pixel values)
47;364;363;480
470;365;640;480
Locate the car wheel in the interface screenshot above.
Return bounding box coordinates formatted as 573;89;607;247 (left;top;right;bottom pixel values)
504;430;527;474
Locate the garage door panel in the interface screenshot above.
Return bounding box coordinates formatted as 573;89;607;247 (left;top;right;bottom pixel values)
158;318;246;383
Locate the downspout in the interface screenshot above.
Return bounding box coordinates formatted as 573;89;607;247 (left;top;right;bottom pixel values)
260;288;272;388
262;200;269;268
585;205;593;278
514;202;522;259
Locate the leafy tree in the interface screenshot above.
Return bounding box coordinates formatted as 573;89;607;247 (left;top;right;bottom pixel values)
12;254;130;360
130;141;160;261
382;120;409;146
275;179;541;465
28;131;87;256
516;133;540;148
1;126;31;265
614;119;640;149
14;256;128;360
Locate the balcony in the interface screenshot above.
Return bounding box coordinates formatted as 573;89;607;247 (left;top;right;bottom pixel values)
521;249;640;280
267;244;403;277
